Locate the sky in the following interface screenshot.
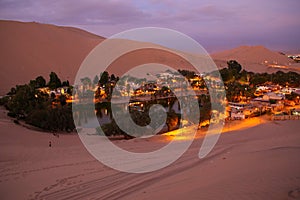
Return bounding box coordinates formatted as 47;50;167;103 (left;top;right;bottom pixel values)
0;0;299;52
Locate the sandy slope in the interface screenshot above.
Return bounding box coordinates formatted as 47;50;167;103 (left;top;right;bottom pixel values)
212;45;293;65
0;20;104;95
2;20;300;95
211;45;300;73
0;106;299;200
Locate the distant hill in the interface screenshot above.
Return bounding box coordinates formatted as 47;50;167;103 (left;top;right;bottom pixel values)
1;20;299;95
283;49;300;55
0;20;202;94
211;45;299;73
0;20;104;95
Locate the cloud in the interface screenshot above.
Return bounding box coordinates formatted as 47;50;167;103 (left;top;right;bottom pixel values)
0;0;149;25
0;0;299;51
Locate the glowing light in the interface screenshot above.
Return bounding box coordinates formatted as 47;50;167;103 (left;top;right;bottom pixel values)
163;125;198;141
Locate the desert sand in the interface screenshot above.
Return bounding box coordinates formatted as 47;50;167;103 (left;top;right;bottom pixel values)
212;45;300;73
0;106;299;200
1;20;300;96
0;20;103;95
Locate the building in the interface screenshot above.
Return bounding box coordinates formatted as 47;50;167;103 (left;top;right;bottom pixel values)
262;92;284;101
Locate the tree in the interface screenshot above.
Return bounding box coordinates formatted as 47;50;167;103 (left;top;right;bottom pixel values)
220;68;233;82
110;74;116;81
7;87;16;95
227;60;242;75
178;69;196;80
35;76;46;88
80;77;92;89
62;80;70;87
93;75;99;86
250;73;269;85
29;79;37;89
99;71;109;86
48;72;61;89
66;86;73;95
7;84;42;115
26;105;75;132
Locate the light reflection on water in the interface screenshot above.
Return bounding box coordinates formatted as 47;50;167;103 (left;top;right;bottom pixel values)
74;99;181;129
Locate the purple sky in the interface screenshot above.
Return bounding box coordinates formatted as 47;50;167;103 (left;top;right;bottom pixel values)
0;0;299;52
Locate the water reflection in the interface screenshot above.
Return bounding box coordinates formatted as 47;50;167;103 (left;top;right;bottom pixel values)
73;97;182;135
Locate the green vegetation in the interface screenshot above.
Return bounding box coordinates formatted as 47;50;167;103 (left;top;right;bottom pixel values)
2;63;300;137
217;60;300;102
48;72;62;89
2;72;75;132
26;105;74;132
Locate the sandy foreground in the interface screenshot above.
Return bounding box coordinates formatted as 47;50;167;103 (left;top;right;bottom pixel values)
0;106;299;200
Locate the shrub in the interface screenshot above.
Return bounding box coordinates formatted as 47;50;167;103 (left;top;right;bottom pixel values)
26;106;75;132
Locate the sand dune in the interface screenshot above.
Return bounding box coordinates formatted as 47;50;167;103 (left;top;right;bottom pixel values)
0;20;104;95
1;20;299;95
0;20;203;95
212;45;300;73
0;106;299;200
